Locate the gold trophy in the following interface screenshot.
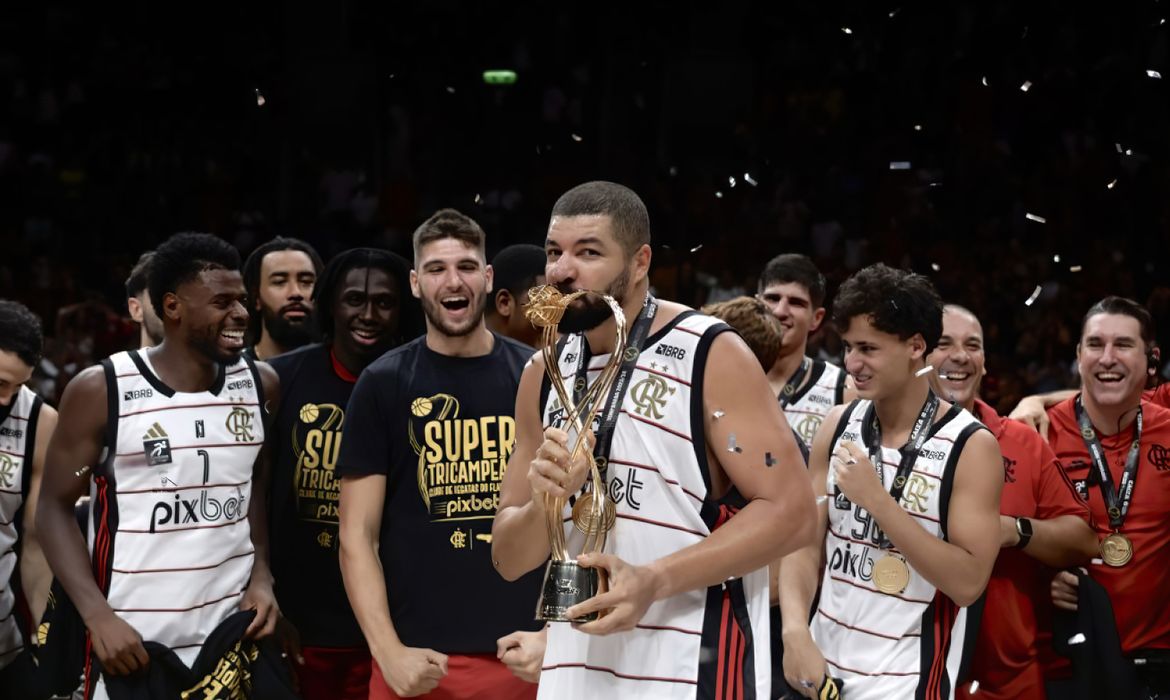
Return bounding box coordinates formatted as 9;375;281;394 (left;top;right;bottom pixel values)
525;285;628;622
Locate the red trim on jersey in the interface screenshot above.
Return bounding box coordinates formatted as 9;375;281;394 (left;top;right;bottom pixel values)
635;363;692;386
616;512;707;537
120;401;259;417
635;623;703;636
540;662;698;685
925;592;959;699
331;348;359;384
112;588;244;613
111;549;254;575
619;409;694;442
816;608;922;641
608;457;705;502
825;655;920;677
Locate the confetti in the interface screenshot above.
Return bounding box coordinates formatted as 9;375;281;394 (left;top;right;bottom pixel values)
715;191;724;199
981;76;989;87
914;364;935;378
765;452;778;467
669;166;678;176
930;263;940;272
1020;80;1033;92
1067;633;1086;646
75;465;91;477
1126;148;1134;156
690;244;704;253
1107;178;1118;189
1148;70;1163;79
1053;254;1061;263
571;133;583;142
969;681;980;694
713;410;726;419
1070;265;1083;273
254;89;266;107
841;27;853;34
474;193;482;204
889;161;912;170
743;172;758;186
1115;143;1124;154
914;124;922;131
727;434;743;453
1025;212;1047;224
1024;285;1042;306
446;86;456;94
889;8;900;18
728;176;737;188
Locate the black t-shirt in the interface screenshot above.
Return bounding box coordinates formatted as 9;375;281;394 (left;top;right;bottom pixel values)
336;333;543;653
268;343;363;648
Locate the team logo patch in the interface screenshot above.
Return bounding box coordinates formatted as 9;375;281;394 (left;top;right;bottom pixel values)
1148;444;1170;472
0;454;17;488
143;422;172;466
225;407;256;442
195;419;205;439
1073;479;1089;502
630;374;676;419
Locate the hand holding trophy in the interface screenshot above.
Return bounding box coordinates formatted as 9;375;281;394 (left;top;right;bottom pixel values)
524;284;630;622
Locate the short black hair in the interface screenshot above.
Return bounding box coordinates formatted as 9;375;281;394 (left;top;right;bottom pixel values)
125;251;155;300
488;244;546;316
550;181;650;256
759;254;827;308
1082;296;1155;348
241;236;324;341
148;233;242;315
313;247;421;342
0;300;43;367
832;263;943;354
411;209;487;265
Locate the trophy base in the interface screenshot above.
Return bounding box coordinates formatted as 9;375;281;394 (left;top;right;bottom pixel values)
536;559;605;622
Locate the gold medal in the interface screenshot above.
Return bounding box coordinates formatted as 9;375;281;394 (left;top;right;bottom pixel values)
571;491;616;535
872;554;911;595
1100;532;1134;567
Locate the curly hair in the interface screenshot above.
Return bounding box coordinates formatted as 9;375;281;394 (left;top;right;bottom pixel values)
702;296;784;369
0;300;44;367
831;263;943;353
148;233;242;316
313;247;422;342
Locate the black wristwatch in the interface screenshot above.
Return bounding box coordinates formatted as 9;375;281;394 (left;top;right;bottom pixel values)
1014;517;1033;549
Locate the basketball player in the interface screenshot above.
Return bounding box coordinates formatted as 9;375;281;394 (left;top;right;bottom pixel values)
337;209;544;700
926;305;1097;700
268;248;419;699
36;232;282;699
486;244;548;348
1044;297;1170;697
0;300;57;694
125;251;164;348
242;236;324;360
778;263;1003;700
492;181;816;699
757;254;855;449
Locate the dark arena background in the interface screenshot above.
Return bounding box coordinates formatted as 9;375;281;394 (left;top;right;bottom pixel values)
4;1;1170;407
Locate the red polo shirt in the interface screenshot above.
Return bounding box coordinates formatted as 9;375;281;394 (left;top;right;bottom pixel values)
958;400;1090;700
1046;396;1170;654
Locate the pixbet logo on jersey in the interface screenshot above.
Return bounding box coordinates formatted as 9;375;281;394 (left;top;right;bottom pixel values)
149;449;246;533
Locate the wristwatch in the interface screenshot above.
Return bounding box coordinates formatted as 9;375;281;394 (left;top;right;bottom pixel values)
1014;517;1033;549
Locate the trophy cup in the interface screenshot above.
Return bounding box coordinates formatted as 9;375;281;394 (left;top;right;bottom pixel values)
525;285;629;622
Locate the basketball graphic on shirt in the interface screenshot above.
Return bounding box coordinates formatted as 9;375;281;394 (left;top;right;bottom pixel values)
411;396;433;417
299;402;320;424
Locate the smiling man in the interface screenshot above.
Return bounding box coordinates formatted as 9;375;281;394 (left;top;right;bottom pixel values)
37;232;282;699
243;237;324;360
267;248;421;699
337;210;543;700
926;305;1096;700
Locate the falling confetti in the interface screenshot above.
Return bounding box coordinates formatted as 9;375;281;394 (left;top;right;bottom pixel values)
669;166;678;177
743;172;758;186
1053;254;1061;263
1067;633;1086;646
474;193;482;204
841;27;853;34
1070;265;1083;273
728;176;737;188
690;244;704;253
446;86;456;94
1115;143;1124;154
571;133;583;142
727;434;743;453
981;76;989;87
254;89;266;107
1025;212;1047;224
914;364;935;378
75;465;91;477
1020;80;1033;92
913;124;922;131
969;681;980;694
889;161;912;170
930;263;941;272
1107;178;1118;189
1126;148;1134;156
1024;285;1042;306
713;410;726;419
715;191;724;199
888;8;900;18
1148;70;1163;79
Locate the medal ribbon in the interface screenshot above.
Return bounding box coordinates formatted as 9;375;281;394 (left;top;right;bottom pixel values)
778;357;811;408
1074;395;1142;531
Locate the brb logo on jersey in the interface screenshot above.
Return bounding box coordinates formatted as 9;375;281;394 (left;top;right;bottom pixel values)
149;449;246;533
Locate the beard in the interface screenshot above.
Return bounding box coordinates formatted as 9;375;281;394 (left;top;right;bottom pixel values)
142;315;165;346
420;292;489;337
262;306;316;349
557;265;631;333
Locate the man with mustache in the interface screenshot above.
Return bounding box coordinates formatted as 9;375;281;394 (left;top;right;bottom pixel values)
493;181;815;699
927;304;1097;700
267;248;422;699
243;237;324;360
37;232;282;699
337;210;543;699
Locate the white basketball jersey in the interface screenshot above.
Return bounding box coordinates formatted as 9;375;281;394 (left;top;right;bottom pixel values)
85;350;264;699
538;312;771;700
0;386;42;670
782;359;846;449
812;399;985;700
